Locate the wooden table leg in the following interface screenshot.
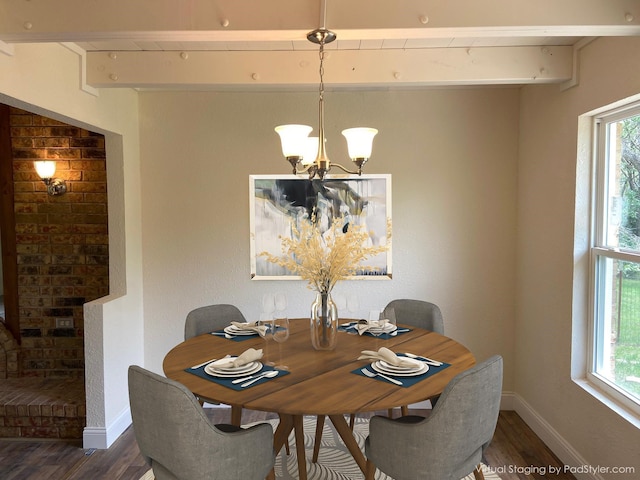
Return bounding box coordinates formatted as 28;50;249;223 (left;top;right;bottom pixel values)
230;405;242;426
268;414;295;480
273;413;294;454
292;415;307;480
312;415;325;463
328;414;367;474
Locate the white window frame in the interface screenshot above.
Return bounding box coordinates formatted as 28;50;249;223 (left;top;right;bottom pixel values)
588;102;640;417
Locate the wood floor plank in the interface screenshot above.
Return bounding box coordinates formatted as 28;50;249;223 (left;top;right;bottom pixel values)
0;408;575;480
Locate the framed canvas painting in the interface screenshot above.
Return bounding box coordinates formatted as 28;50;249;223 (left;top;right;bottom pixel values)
250;174;392;280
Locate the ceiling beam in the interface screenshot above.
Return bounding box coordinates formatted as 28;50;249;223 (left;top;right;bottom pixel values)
86;46;573;89
1;0;639;44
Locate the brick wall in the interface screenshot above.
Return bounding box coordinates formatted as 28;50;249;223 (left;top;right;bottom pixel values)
8;107;109;378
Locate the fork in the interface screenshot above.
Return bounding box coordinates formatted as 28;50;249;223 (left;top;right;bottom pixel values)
361;368;403;386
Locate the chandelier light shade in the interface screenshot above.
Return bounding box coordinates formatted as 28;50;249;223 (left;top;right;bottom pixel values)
274;5;378;180
342;127;378;164
301;137;320;166
275;124;313;172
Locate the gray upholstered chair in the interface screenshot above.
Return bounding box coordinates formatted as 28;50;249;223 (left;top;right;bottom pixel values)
184;304;246;408
313;299;446;462
382;299;444;335
128;365;275;480
184;304;247;340
384;298;445;416
363;355;503;480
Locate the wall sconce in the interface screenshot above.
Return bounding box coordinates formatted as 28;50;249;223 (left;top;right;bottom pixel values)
34;161;67;196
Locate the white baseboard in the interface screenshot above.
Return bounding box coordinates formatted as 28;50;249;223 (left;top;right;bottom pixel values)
83;408;132;450
508;392;603;480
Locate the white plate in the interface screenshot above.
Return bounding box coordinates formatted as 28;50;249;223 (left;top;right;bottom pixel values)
205;362;262;377
372;361;428;377
210;356;257;370
224;325;258;336
211;358;259;371
367;324;397;334
379;357;424;372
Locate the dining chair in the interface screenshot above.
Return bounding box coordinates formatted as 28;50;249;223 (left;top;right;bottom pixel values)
184;303;247;340
184;303;292;455
382;299;444;335
312;299;446;462
128;365;275;480
384;298;445;416
363;355;503;480
184;304;246;408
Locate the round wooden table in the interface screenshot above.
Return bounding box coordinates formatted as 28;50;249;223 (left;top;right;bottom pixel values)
163;318;475;480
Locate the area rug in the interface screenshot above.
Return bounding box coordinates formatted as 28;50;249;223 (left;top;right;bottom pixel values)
139;416;501;480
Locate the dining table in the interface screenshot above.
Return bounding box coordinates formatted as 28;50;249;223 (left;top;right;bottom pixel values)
163;318;475;480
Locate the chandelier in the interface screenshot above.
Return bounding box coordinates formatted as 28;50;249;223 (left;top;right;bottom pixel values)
274;7;378;180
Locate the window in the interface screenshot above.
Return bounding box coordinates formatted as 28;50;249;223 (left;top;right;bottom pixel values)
591;104;640;412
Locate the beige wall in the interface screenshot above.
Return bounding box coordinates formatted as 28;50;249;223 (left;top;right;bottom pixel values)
139;88;519;386
2;35;640;474
517;36;640;476
0;43;144;448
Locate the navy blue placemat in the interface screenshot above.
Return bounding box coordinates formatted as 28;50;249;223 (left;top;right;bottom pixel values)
185;363;289;391
338;321;412;340
352;356;450;388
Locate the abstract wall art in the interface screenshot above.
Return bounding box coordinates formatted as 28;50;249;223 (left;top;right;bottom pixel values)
250;174;392;280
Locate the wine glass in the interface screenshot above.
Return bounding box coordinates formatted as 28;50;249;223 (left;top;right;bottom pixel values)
274;292;287;316
272;316;290;343
383;307;397;328
270;316;290;370
261;293;275;321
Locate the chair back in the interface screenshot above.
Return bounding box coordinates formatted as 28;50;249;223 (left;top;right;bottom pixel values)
184;304;246;340
128;365;274;480
366;355;503;480
428;355;502;476
382;299;444;334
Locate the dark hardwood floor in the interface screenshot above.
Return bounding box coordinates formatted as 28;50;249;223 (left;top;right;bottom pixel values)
0;408;575;480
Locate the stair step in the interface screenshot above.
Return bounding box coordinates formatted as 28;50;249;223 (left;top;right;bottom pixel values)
0;378;85;439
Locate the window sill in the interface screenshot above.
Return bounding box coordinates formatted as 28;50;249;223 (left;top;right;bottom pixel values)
574;377;640;430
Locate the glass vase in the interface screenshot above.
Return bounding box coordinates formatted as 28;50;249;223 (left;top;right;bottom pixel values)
310;292;338;350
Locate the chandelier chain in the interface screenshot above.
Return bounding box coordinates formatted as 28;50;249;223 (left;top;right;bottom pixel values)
318;40;325;104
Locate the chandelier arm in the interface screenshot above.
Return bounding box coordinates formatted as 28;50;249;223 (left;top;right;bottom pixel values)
293;163;313;175
330;162;361;175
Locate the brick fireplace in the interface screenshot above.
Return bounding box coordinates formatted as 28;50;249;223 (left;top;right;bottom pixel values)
0;106;109;439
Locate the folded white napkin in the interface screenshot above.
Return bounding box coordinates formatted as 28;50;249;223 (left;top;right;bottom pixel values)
356;319;392;335
230;321;268;337
211;348;263;368
357;347;417;368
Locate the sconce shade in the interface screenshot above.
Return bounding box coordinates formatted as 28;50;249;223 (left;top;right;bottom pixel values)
275;124;312;158
34;160;57;179
342;128;378;160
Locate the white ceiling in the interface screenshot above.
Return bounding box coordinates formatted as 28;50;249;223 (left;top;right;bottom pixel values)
1;0;640;90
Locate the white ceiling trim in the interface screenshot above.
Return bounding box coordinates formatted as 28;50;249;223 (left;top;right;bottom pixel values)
86;46;573;90
1;0;639;89
1;0;639;40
